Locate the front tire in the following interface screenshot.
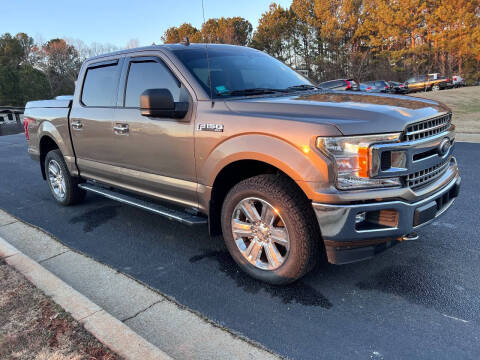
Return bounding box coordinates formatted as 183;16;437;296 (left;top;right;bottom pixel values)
221;174;321;284
45;149;86;206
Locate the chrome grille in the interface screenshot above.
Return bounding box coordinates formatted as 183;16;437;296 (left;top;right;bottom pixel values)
407;156;451;189
405;114;451;142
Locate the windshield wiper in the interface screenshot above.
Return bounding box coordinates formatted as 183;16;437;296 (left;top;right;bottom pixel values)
218;88;288;97
284;84;319;92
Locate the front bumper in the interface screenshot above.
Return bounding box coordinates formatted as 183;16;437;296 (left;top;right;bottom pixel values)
313;172;460;264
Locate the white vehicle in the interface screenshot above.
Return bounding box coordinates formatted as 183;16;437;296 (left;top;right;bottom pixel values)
452;75;466;87
0;107;24;125
0;112;17;125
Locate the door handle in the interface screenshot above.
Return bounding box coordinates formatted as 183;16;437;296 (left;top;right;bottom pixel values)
113;123;129;135
71;120;83;130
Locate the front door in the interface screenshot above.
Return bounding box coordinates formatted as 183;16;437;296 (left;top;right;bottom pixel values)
112;55;197;208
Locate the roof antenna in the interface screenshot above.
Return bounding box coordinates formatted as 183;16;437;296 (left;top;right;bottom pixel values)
181;36;190;46
201;0;214;106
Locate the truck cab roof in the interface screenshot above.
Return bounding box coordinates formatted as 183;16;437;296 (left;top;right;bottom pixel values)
86;43;248;62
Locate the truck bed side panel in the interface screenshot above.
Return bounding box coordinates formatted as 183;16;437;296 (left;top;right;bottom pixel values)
24;100;78;176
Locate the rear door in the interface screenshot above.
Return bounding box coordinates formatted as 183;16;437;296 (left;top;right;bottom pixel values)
112;53;198;208
70;58;124;182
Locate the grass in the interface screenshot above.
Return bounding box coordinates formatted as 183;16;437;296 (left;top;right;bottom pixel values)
411;86;480;134
0;258;120;360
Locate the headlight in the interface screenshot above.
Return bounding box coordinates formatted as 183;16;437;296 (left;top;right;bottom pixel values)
316;133;402;190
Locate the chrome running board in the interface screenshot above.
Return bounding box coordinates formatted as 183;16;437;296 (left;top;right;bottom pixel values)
78;183;207;226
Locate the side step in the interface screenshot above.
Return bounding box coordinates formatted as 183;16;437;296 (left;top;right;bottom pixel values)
78;183;207;226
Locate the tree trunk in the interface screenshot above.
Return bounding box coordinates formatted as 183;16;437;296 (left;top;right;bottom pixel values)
441;52;446;75
458;52;462;75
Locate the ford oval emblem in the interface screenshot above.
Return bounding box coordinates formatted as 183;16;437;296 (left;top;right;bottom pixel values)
438;138;451;156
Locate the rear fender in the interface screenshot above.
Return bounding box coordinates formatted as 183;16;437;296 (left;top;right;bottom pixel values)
38;121;78;177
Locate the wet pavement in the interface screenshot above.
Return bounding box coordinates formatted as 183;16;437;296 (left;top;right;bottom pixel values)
1;133;479;359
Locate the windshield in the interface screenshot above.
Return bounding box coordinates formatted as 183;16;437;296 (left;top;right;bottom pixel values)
171;46;313;98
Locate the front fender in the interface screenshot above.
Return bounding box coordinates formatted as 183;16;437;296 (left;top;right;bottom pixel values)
199;133;333;200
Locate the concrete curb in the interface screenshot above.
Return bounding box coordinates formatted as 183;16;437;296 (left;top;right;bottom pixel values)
0;209;281;359
0;236;173;360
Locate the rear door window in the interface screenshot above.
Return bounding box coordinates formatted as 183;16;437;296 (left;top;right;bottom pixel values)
124;60;188;108
329;80;344;89
82;63;120;107
320;80;334;88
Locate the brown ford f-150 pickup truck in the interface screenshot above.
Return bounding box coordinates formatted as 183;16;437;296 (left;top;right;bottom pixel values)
24;44;460;284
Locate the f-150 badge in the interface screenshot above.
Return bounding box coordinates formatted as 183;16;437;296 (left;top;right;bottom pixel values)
197;123;224;132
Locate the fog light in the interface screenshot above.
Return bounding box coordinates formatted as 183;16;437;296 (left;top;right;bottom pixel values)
355;212;366;224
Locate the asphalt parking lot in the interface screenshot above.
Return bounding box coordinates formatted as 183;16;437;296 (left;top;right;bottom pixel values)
1;132;479;360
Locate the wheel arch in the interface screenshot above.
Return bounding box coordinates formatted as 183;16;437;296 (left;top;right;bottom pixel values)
200;134;330;237
207;159;314;237
37;120;79;178
200;134;330;192
39;135;60;180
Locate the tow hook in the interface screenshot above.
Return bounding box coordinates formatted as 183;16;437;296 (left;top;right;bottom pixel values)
401;232;419;241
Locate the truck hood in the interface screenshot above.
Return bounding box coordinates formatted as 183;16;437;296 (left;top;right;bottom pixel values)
225;91;451;135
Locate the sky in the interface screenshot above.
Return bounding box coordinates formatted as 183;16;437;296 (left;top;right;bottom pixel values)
3;0;293;47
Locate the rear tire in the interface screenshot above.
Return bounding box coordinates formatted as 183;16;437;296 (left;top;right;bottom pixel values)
221;174;321;285
45;149;86;206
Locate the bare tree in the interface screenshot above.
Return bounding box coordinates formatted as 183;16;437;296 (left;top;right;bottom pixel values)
66;38;120;59
125;39;140;49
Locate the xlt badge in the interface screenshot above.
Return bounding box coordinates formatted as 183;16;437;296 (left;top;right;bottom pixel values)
197;123;224;132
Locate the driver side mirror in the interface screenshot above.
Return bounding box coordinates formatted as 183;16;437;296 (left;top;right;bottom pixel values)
140;88;188;119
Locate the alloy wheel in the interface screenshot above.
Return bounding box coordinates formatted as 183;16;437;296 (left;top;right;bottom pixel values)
231;197;290;270
48;159;66;199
